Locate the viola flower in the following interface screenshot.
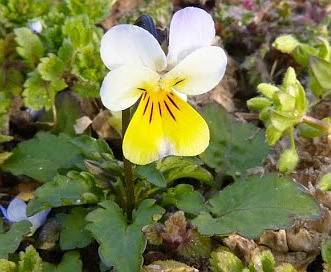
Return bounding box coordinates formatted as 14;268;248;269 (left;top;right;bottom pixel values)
100;7;227;165
0;198;50;235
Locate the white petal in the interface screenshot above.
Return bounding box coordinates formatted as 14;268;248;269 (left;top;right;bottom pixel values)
173;90;187;102
100;64;160;111
100;24;167;72
163;46;227;95
167;7;215;68
6;198;28;222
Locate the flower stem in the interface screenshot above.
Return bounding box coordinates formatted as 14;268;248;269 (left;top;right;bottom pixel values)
122;108;135;222
289;126;296;150
303;115;331;134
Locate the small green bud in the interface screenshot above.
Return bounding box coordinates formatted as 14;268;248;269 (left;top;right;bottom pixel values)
247;97;271;111
259;107;270;122
273;35;300;53
316;172;331;191
298;123;326;138
251;250;275;271
283;67;297;88
257;83;280;99
266;125;282;145
277;149;299;174
210;250;243;272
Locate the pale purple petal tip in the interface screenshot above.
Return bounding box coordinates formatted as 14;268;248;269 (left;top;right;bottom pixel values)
167;7;216;68
0;205;8;220
6;198;28;223
28;208;51;231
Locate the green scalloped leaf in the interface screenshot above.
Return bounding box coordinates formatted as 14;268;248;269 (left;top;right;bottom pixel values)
56;207;92;250
0;94;12;144
71;80;100;98
14;28;44;68
157;156;214;187
65;0;112;24
1;0;51;28
70;135;114;159
1;132;80;183
53;91;80;136
1;67;24;97
27;171;104;215
161;184;207;215
199;104;270;177
192;174;321;238
0;221;31;259
136;162;166;188
23;71;53;111
37;53;67;91
57;39;74;67
18;245;42;272
210;250;243;272
43;251;82;272
86;199;165;272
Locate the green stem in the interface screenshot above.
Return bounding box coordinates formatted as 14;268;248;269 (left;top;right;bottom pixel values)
303;115;331;134
52;101;57;126
122;108;135;222
289;126;296;150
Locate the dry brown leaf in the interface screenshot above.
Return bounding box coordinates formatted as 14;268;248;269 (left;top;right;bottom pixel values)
92;110;120;140
74;116;93;134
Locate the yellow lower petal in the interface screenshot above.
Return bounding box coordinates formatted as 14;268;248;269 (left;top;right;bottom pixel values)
123;90;209;165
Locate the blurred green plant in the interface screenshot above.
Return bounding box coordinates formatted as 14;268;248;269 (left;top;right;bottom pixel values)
0;0;110;139
0;245;82;272
247;67;331;173
210;248;297;272
273;34;331;101
214;0;331;94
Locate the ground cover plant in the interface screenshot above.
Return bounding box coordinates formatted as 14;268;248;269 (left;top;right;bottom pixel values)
0;0;331;271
